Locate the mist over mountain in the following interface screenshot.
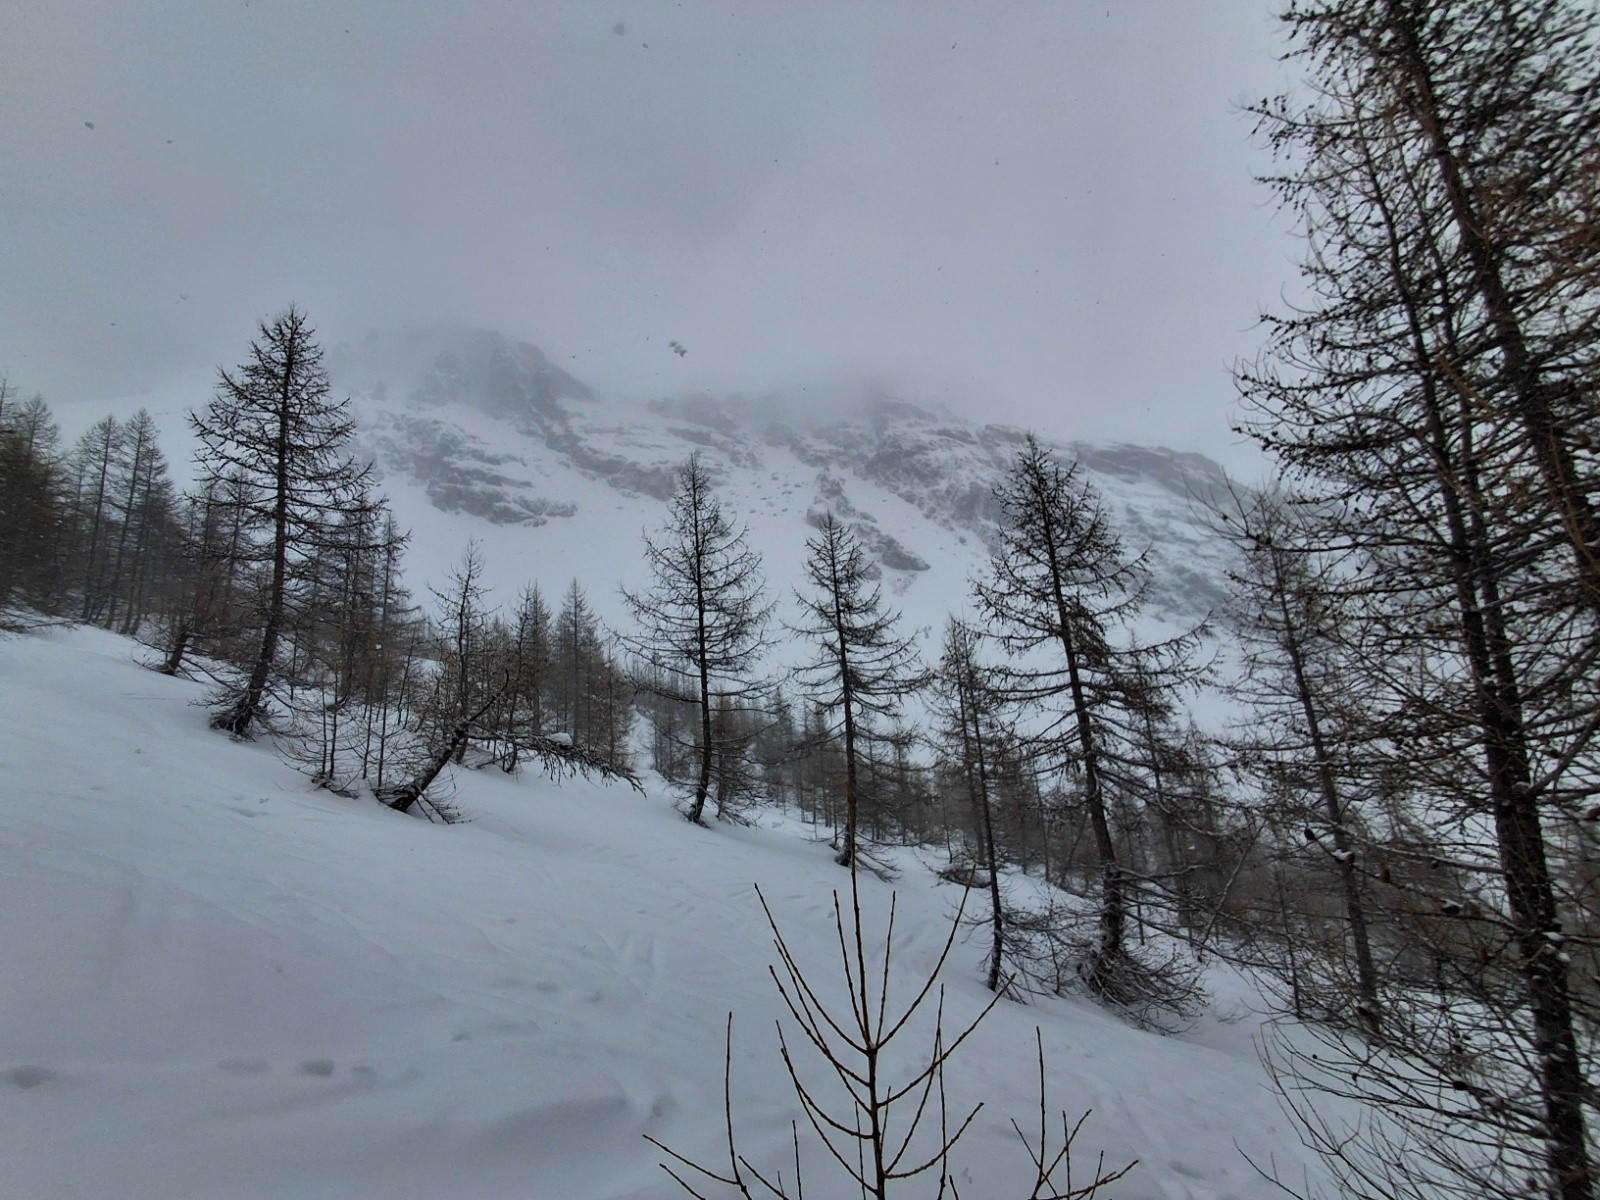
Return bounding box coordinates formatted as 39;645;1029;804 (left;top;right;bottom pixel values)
331;325;1234;631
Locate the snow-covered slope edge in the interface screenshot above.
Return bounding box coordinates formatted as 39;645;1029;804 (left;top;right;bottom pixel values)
1;625;1323;1200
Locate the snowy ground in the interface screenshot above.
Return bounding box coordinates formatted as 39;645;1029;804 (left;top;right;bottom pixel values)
1;625;1331;1200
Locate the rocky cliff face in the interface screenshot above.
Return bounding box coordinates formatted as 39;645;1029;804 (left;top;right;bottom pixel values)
335;327;1234;629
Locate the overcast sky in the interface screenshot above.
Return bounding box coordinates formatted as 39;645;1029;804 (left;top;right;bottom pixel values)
1;1;1300;465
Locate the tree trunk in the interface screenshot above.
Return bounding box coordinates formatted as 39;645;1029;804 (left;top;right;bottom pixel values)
382;688;502;815
1273;569;1380;1029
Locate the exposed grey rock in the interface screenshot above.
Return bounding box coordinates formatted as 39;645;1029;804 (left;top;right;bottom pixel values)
413;329;595;421
806;474;930;575
370;415;577;526
339;326;1233;625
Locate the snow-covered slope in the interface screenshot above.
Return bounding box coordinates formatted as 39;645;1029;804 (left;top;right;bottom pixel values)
1;624;1326;1200
331;328;1234;639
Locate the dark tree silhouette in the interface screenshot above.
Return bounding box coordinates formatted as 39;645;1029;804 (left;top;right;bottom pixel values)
1239;3;1600;1196
792;514;929;868
932;619;1010;994
624;454;772;823
0;388;64;613
190;307;383;737
976;436;1201;1005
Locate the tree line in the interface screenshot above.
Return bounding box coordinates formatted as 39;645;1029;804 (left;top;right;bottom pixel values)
0;312;636;817
0;309;1234;1024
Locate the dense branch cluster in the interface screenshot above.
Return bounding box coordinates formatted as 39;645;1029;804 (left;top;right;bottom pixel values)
1227;3;1600;1198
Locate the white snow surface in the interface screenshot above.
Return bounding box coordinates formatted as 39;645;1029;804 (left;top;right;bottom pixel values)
1;625;1325;1199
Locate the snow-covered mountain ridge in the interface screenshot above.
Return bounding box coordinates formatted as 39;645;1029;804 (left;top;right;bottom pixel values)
332;328;1234;631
